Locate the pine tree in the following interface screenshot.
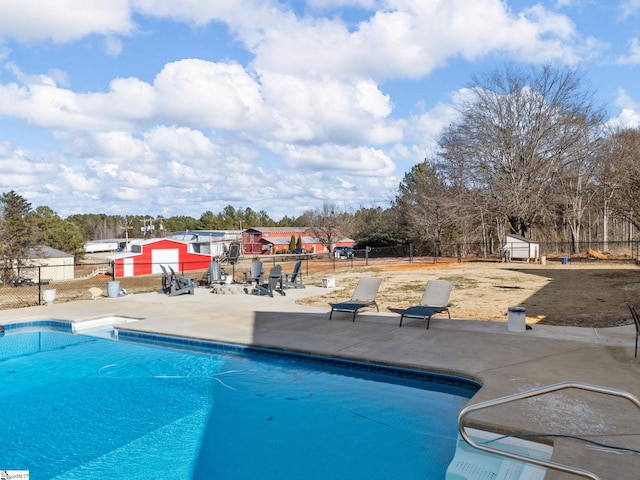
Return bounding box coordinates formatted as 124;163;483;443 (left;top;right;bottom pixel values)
0;190;38;280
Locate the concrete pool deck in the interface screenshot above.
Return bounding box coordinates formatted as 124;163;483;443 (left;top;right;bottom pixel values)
3;284;640;479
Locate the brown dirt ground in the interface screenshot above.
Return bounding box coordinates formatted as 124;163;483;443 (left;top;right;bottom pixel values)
296;258;640;328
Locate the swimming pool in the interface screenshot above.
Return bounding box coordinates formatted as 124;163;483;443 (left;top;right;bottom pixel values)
0;323;479;479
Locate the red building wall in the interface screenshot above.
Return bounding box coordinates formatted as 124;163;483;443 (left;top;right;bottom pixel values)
112;239;211;278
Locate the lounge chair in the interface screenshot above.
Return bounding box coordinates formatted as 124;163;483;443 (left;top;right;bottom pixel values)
251;265;285;297
282;260;305;289
243;260;263;286
329;277;382;321
625;302;640;358
160;265;195;296
399;280;453;328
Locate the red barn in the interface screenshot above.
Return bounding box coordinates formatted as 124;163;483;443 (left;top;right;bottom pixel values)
242;227;353;255
108;238;211;278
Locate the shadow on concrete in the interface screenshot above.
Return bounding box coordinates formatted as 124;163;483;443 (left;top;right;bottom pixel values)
503;267;640;327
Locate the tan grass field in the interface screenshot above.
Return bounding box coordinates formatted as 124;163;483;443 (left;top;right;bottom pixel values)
296;259;640;328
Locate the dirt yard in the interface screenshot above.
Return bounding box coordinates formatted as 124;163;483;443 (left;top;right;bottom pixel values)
297;258;640;328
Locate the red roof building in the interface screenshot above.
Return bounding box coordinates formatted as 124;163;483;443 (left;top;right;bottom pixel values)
242;227;353;255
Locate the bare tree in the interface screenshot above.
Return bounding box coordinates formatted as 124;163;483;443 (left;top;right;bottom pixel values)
553;126;603;252
603;128;640;234
306;203;351;252
438;64;604;238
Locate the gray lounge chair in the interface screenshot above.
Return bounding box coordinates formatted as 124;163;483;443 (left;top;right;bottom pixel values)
329;277;381;321
282;260;304;289
251;265;285;297
399;280;453;328
625;302;640;358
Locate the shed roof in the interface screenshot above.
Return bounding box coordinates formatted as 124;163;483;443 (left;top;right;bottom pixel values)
505;234;539;244
246;227;309;233
29;246;73;258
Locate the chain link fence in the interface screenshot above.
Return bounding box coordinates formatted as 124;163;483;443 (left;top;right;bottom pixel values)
2;240;637;311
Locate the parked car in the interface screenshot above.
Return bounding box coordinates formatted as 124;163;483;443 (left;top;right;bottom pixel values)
292;248;307;254
333;246;354;258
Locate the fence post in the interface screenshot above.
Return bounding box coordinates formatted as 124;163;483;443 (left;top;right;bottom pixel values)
37;266;43;305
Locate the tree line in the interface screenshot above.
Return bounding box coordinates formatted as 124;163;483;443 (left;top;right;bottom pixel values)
2;64;640;269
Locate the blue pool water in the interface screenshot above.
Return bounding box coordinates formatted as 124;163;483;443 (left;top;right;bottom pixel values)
0;326;478;479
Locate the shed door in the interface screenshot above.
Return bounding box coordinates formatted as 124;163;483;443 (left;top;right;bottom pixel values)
123;258;134;277
151;248;180;273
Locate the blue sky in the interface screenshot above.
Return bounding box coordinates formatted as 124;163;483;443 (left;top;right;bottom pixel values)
1;0;639;220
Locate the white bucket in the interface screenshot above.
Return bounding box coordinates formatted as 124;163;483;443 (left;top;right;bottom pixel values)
42;289;56;306
107;281;121;298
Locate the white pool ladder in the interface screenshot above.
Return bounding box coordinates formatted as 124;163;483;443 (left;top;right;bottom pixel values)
458;381;640;480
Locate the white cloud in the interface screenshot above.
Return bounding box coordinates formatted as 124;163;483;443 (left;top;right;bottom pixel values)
619;0;640;18
615;88;639;110
0;0;134;43
607;88;640;128
617;37;640;65
273;143;394;175
153;59;267;130
0;72;150;133
104;36;124;57
260;72;399;144
247;0;601;80
59;164;101;193
144;126;218;159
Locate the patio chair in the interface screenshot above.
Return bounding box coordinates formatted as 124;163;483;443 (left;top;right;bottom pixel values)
282;260;305;289
329;277;381;322
160;265;195;296
251;265;285;297
625;302;640;358
207;261;228;287
243;260;263;286
399;280;453;328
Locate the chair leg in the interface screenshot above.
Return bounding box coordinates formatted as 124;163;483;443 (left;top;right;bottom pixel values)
426;316;431;329
399;315;404;327
329;309;333;320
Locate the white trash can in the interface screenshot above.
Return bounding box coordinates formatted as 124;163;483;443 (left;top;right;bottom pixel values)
508;307;526;332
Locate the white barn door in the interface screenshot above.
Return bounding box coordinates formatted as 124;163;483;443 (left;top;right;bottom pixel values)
151;248;180;274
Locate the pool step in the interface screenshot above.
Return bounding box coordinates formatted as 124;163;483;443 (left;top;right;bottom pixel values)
50;408;208;479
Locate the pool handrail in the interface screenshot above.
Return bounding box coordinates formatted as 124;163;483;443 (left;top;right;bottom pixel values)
458;381;640;480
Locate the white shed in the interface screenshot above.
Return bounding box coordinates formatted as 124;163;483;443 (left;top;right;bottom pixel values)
28;246;75;281
503;234;540;261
